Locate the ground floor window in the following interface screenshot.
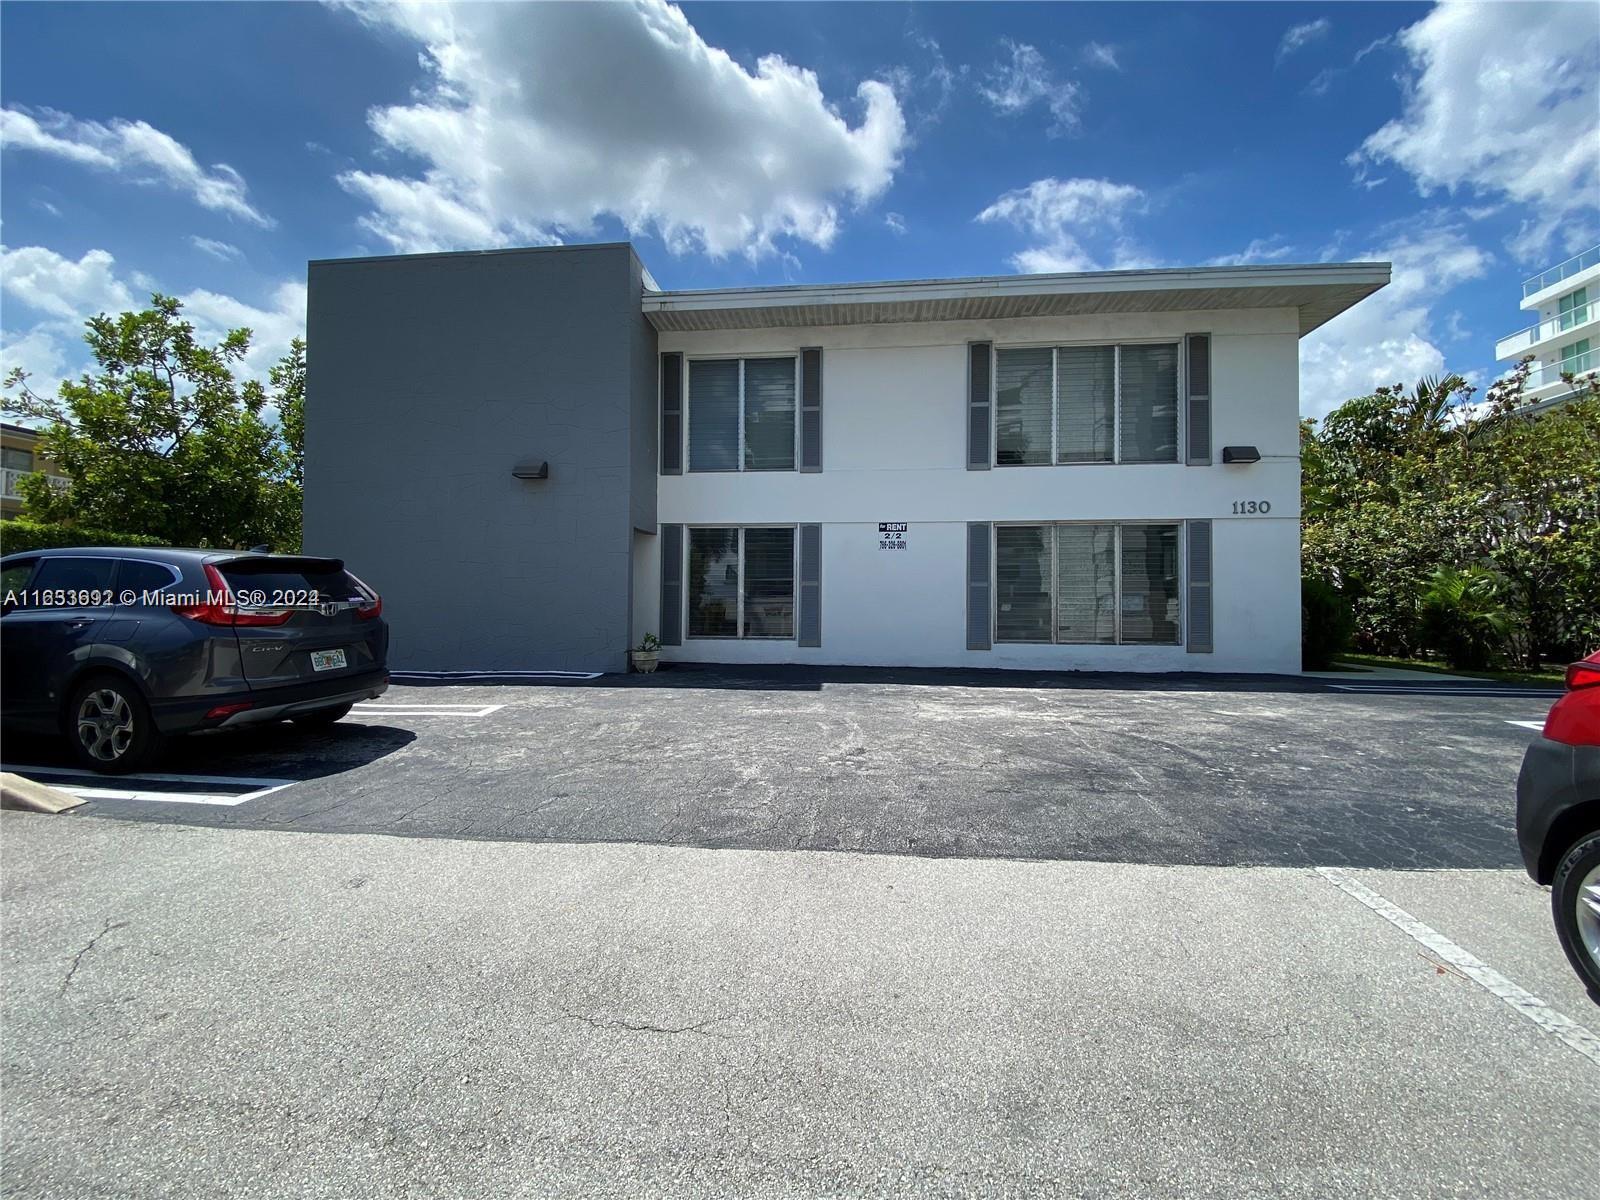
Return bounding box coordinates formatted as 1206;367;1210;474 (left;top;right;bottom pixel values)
687;526;795;639
995;522;1181;645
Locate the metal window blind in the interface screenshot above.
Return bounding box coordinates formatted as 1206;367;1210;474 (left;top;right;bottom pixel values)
687;527;739;636
1119;344;1179;463
688;360;739;472
743;358;796;471
1120;524;1181;644
994;525;1053;642
1054;524;1117;643
742;527;795;638
1056;345;1115;463
995;348;1053;465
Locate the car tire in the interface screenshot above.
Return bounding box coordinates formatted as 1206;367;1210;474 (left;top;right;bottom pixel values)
65;674;163;775
1551;829;1600;1002
291;703;353;728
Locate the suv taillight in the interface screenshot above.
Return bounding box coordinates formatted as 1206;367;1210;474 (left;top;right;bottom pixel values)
348;571;382;620
171;563;293;627
1567;659;1600;690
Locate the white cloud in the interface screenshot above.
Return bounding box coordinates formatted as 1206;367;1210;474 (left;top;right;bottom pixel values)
977;177;1147;274
190;236;243;262
1082;42;1120;71
336;0;905;261
0;245;133;320
1350;1;1599;262
884;212;907;235
978;40;1082;135
1277;18;1331;64
1205;237;1295;267
0;106;273;228
0;246;303;393
1299;221;1492;420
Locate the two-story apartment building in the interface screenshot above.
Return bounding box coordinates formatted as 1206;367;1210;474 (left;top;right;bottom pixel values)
1495;243;1600;414
303;243;1388;676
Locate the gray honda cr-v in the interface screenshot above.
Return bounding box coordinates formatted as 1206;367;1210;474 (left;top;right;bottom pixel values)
1;546;389;773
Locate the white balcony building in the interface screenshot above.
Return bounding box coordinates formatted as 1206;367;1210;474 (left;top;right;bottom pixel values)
1495;244;1599;412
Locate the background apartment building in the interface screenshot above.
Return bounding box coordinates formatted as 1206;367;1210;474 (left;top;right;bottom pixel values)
1495;244;1600;414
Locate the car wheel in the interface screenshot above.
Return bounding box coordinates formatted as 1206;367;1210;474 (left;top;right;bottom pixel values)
291;702;353;728
66;675;163;775
1551;829;1600;1002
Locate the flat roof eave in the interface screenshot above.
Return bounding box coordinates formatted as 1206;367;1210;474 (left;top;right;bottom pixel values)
642;261;1392;337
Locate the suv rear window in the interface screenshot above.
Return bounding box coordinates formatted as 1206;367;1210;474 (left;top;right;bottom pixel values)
216;558;361;602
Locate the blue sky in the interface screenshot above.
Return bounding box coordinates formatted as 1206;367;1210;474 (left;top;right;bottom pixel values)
2;1;1597;418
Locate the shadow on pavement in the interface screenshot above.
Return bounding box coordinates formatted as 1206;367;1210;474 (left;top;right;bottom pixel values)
3;721;416;783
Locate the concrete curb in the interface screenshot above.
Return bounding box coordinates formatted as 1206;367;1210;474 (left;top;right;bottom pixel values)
1;773;85;814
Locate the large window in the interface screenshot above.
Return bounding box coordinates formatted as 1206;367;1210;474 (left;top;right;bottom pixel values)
2;447;34;472
687;526;795;639
688;357;796;472
994;343;1178;465
995;523;1181;645
1557;287;1589;331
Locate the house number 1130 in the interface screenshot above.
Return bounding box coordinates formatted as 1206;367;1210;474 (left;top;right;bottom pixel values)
1231;500;1271;514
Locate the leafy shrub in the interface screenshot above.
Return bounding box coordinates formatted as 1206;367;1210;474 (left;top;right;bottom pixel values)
0;519;166;555
1302;576;1355;670
1417;566;1512;671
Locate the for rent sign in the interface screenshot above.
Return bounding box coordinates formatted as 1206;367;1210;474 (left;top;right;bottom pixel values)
877;522;908;551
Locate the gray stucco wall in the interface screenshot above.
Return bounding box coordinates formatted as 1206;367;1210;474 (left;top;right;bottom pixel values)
304;243;657;673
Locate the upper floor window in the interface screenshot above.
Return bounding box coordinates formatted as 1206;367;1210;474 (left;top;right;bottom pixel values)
994;343;1178;466
688;357;796;472
1558;287;1589;331
2;447;34;472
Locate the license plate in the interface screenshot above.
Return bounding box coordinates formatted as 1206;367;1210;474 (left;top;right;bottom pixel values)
310;649;347;672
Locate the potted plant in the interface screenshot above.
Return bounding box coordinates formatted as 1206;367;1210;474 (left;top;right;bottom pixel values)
631;633;661;674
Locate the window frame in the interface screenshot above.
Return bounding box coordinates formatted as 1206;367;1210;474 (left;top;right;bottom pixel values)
683;524;799;641
684;353;801;474
990;339;1187;467
992;520;1186;646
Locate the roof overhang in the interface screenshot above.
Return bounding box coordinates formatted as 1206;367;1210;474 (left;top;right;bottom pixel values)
642;262;1391;338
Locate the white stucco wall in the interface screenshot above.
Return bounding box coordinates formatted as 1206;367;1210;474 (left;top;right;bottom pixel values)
645;307;1304;674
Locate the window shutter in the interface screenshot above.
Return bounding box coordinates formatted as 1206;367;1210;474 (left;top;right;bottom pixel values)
967;522;992;650
798;523;821;646
967;342;992;470
800;347;822;472
1185;334;1211;466
1186;519;1213;653
659;523;683;646
660;353;683;475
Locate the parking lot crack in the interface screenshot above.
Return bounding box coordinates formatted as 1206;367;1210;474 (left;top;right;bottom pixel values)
60;919;128;997
560;1010;735;1039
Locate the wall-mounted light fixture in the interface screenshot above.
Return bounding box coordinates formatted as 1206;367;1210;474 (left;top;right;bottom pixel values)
512;459;549;480
1221;445;1261;464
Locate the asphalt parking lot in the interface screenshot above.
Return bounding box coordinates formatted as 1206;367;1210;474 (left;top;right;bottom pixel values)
5;665;1565;869
4;666;1597;1198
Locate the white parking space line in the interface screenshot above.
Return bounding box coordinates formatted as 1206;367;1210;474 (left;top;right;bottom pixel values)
1;764;295;807
1317;867;1600;1068
388;671;600;682
353;703;504;718
1506;720;1546;731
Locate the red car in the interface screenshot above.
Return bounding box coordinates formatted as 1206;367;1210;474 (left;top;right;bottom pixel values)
1516;649;1600;1000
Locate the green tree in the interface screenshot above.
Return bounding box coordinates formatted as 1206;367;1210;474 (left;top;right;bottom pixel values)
2;296;304;550
1304;362;1600;668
